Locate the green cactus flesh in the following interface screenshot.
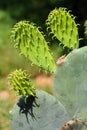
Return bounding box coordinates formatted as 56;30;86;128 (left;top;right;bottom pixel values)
53;46;87;121
10;21;55;73
10;90;69;130
46;8;79;49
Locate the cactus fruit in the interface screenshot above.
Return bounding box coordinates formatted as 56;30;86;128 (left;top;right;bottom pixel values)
10;90;69;130
46;8;79;49
53;46;87;121
61;118;87;130
10;21;55;73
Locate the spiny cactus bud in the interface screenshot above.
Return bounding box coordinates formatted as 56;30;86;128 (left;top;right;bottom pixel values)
10;21;55;73
8;69;36;97
46;8;79;49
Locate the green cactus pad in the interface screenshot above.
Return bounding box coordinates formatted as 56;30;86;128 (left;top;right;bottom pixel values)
53;46;87;121
8;69;36;97
10;21;55;73
46;8;79;49
10;90;69;130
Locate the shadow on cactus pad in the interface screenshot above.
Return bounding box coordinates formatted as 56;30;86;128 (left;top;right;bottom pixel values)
17;95;39;123
10;90;69;130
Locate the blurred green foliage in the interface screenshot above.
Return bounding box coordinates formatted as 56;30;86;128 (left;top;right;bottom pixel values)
0;80;5;90
0;10;40;77
0;10;13;47
0;99;10;130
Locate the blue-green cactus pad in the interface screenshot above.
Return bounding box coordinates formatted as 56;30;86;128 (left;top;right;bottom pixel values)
53;46;87;121
10;90;69;130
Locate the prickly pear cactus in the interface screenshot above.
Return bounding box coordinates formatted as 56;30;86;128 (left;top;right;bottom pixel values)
10;90;69;130
9;7;87;130
10;21;55;73
9;69;69;130
46;8;79;49
53;46;87;122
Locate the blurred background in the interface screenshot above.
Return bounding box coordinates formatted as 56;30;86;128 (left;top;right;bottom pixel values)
0;0;87;130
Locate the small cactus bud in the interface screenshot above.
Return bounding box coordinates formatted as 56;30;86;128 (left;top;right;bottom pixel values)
8;69;36;97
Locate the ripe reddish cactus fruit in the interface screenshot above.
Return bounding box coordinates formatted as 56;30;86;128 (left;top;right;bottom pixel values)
61;119;87;130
